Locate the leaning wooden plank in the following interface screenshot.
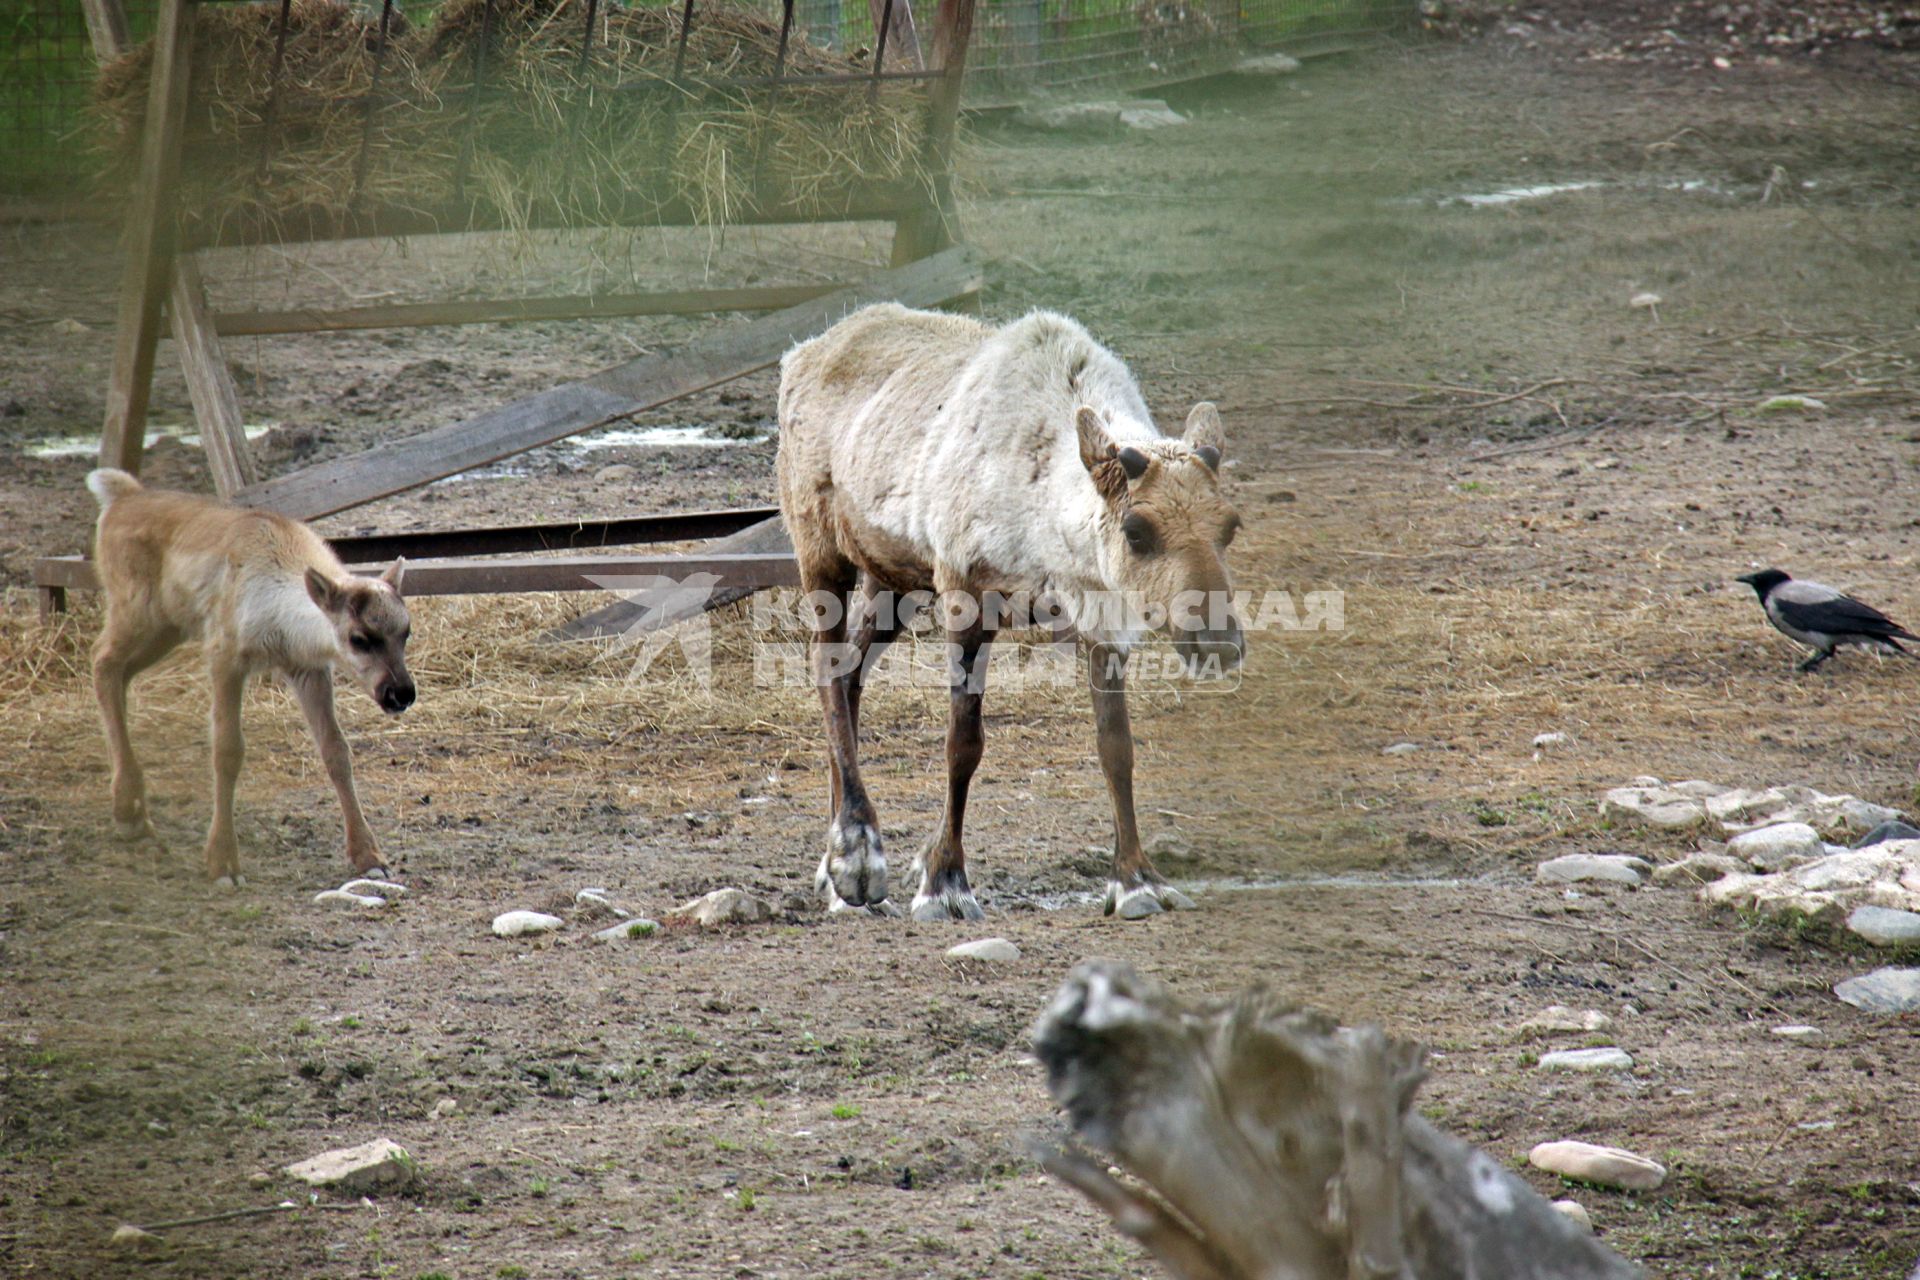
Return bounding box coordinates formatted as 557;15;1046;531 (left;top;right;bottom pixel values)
545;515;792;642
98;0;194;475
79;0;132;60
213;284;844;337
170;255;258;496
235;245;985;521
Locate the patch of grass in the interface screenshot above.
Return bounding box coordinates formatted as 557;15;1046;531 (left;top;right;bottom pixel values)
736;1187;757;1211
830;1103;861;1119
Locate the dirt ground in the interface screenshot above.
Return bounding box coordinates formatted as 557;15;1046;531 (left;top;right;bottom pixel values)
4;5;1920;1277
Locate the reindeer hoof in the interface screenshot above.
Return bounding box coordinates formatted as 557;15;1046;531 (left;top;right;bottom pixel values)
911;873;985;921
1105;880;1195;920
819;821;889;909
827;897;905;918
212;874;248;891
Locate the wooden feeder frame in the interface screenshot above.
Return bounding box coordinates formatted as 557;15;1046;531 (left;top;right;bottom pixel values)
38;0;984;619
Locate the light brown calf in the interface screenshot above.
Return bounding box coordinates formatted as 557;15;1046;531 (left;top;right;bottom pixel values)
86;469;414;885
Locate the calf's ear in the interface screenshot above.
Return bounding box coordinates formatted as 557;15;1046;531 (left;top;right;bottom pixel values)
381;556;407;598
1076;405;1115;472
1182;402;1226;456
305;568;342;613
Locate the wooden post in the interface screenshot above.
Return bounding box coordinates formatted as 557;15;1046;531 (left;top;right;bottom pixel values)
891;0;974;267
87;0;259;493
97;0;195;477
169;256;259;495
868;0;924;70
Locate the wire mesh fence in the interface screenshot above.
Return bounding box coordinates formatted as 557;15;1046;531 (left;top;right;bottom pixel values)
2;0;1413;199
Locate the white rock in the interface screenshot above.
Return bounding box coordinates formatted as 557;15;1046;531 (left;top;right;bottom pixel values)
1771;1024;1822;1043
1729;822;1825;870
109;1224;162;1252
1381;742;1421;756
1668;780;1731;799
594;464;637;483
1517;1006;1613;1038
1628;291;1662;310
1535;854;1650;886
1705;787;1790;823
1600;785;1708;831
592;918;660;942
1537;1047;1634;1073
1014;100;1184;133
1834;966;1920;1014
1551;1199;1592;1231
1235;51;1302;75
946;937;1021;963
1531;731;1569;749
1117;102;1187;130
340;878;407;899
1528;1141;1667;1192
1756;394;1825;413
431;1098;458;1119
1651;852;1745;886
284;1138;415;1191
314;889;388;910
574;888;630;918
666;888;772;927
491;910;564;937
1846;905;1920;947
53;318;92;335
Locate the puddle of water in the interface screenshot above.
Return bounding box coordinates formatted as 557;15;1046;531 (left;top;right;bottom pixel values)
26;422;278;459
430;422;758;485
1450;181;1605;207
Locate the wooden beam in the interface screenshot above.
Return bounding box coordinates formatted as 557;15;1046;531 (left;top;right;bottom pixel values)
891;0;975;265
98;0;194;476
35;552;799;598
233;244;985;521
79;0;132;61
212;284;845;337
547;515;792;642
326;506;781;563
169;255;258;496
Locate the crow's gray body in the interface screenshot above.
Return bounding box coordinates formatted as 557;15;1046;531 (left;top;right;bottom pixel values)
1738;569;1916;672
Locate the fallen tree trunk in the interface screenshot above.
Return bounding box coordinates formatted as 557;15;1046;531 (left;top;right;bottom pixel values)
1030;961;1643;1280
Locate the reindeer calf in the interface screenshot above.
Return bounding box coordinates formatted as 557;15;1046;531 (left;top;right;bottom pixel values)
86;469;415;885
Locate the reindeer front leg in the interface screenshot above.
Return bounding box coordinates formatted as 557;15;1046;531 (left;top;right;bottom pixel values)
287;668;389;878
912;606;992;922
203;657;247;886
1088;642;1195;919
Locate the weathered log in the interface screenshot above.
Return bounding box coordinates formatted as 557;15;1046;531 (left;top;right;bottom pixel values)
1030;961;1643;1280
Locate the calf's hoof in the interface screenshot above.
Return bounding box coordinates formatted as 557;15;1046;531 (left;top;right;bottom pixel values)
817;820;890;911
1104;879;1197;920
212;874;249;891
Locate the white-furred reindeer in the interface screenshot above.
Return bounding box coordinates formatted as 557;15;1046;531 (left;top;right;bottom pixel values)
777;304;1244;921
86;469;414;886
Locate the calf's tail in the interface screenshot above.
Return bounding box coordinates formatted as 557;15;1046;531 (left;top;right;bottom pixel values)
86;468;142;508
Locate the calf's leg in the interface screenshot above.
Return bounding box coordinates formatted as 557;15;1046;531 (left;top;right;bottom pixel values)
912;610;992;922
203;656;247;886
93;620;181;849
287;668;389;878
1088;643;1194;919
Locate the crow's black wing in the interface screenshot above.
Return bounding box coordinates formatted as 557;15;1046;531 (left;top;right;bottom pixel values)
1774;593;1917;641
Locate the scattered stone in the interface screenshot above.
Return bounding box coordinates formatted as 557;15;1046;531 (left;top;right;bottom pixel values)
340;878;407;899
573;888;630;920
1771;1024;1822;1043
1705;786;1792;824
1537;1047;1634;1073
1550;1199;1593;1231
431;1098;458;1119
1144;830;1193;861
314;889;388;910
1535;854;1650;886
592;918;660;942
53;318;92;335
1700;842;1920;927
1651;852;1745;887
1834;966;1920;1014
946;937;1021;963
1854;820;1920;849
1528;1141;1667;1192
1628;291;1662;314
1667;779;1729;799
594;463;637;483
666;888;772;927
284;1138;415;1192
248;1170;275;1187
1012;100;1185;133
1381;742;1421;756
1757;394;1825;413
109;1224;163;1252
1517;1005;1613;1038
1234;51;1302;75
1599;783;1709;831
491;910;564;938
1846;905;1920;948
1729;822;1825;870
1531;731;1569;749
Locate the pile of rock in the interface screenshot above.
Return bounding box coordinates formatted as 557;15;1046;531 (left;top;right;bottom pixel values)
1601;777;1899;839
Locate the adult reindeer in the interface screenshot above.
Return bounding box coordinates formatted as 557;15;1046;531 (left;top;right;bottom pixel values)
777;304;1244;921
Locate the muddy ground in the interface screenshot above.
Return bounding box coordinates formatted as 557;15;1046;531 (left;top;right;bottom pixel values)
4;5;1920;1277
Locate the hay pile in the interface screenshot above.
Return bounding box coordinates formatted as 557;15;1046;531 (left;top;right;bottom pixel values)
94;0;935;235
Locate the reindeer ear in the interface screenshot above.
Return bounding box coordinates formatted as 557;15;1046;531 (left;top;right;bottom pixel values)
1076;405;1115;473
1182;402;1226;456
381;556;407;598
305;568;342;613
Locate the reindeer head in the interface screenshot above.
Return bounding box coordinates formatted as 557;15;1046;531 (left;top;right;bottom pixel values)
1078;402;1245;674
305;559;416;714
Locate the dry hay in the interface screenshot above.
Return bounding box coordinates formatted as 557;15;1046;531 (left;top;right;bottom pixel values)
92;0;936;238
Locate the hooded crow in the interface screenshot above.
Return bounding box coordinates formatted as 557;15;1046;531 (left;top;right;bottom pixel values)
1736;568;1917;672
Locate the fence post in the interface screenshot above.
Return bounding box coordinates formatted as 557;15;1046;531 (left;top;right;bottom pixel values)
798;0;842;49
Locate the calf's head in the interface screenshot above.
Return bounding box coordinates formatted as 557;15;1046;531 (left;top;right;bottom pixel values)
306;559;416;713
1079;402;1245;674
